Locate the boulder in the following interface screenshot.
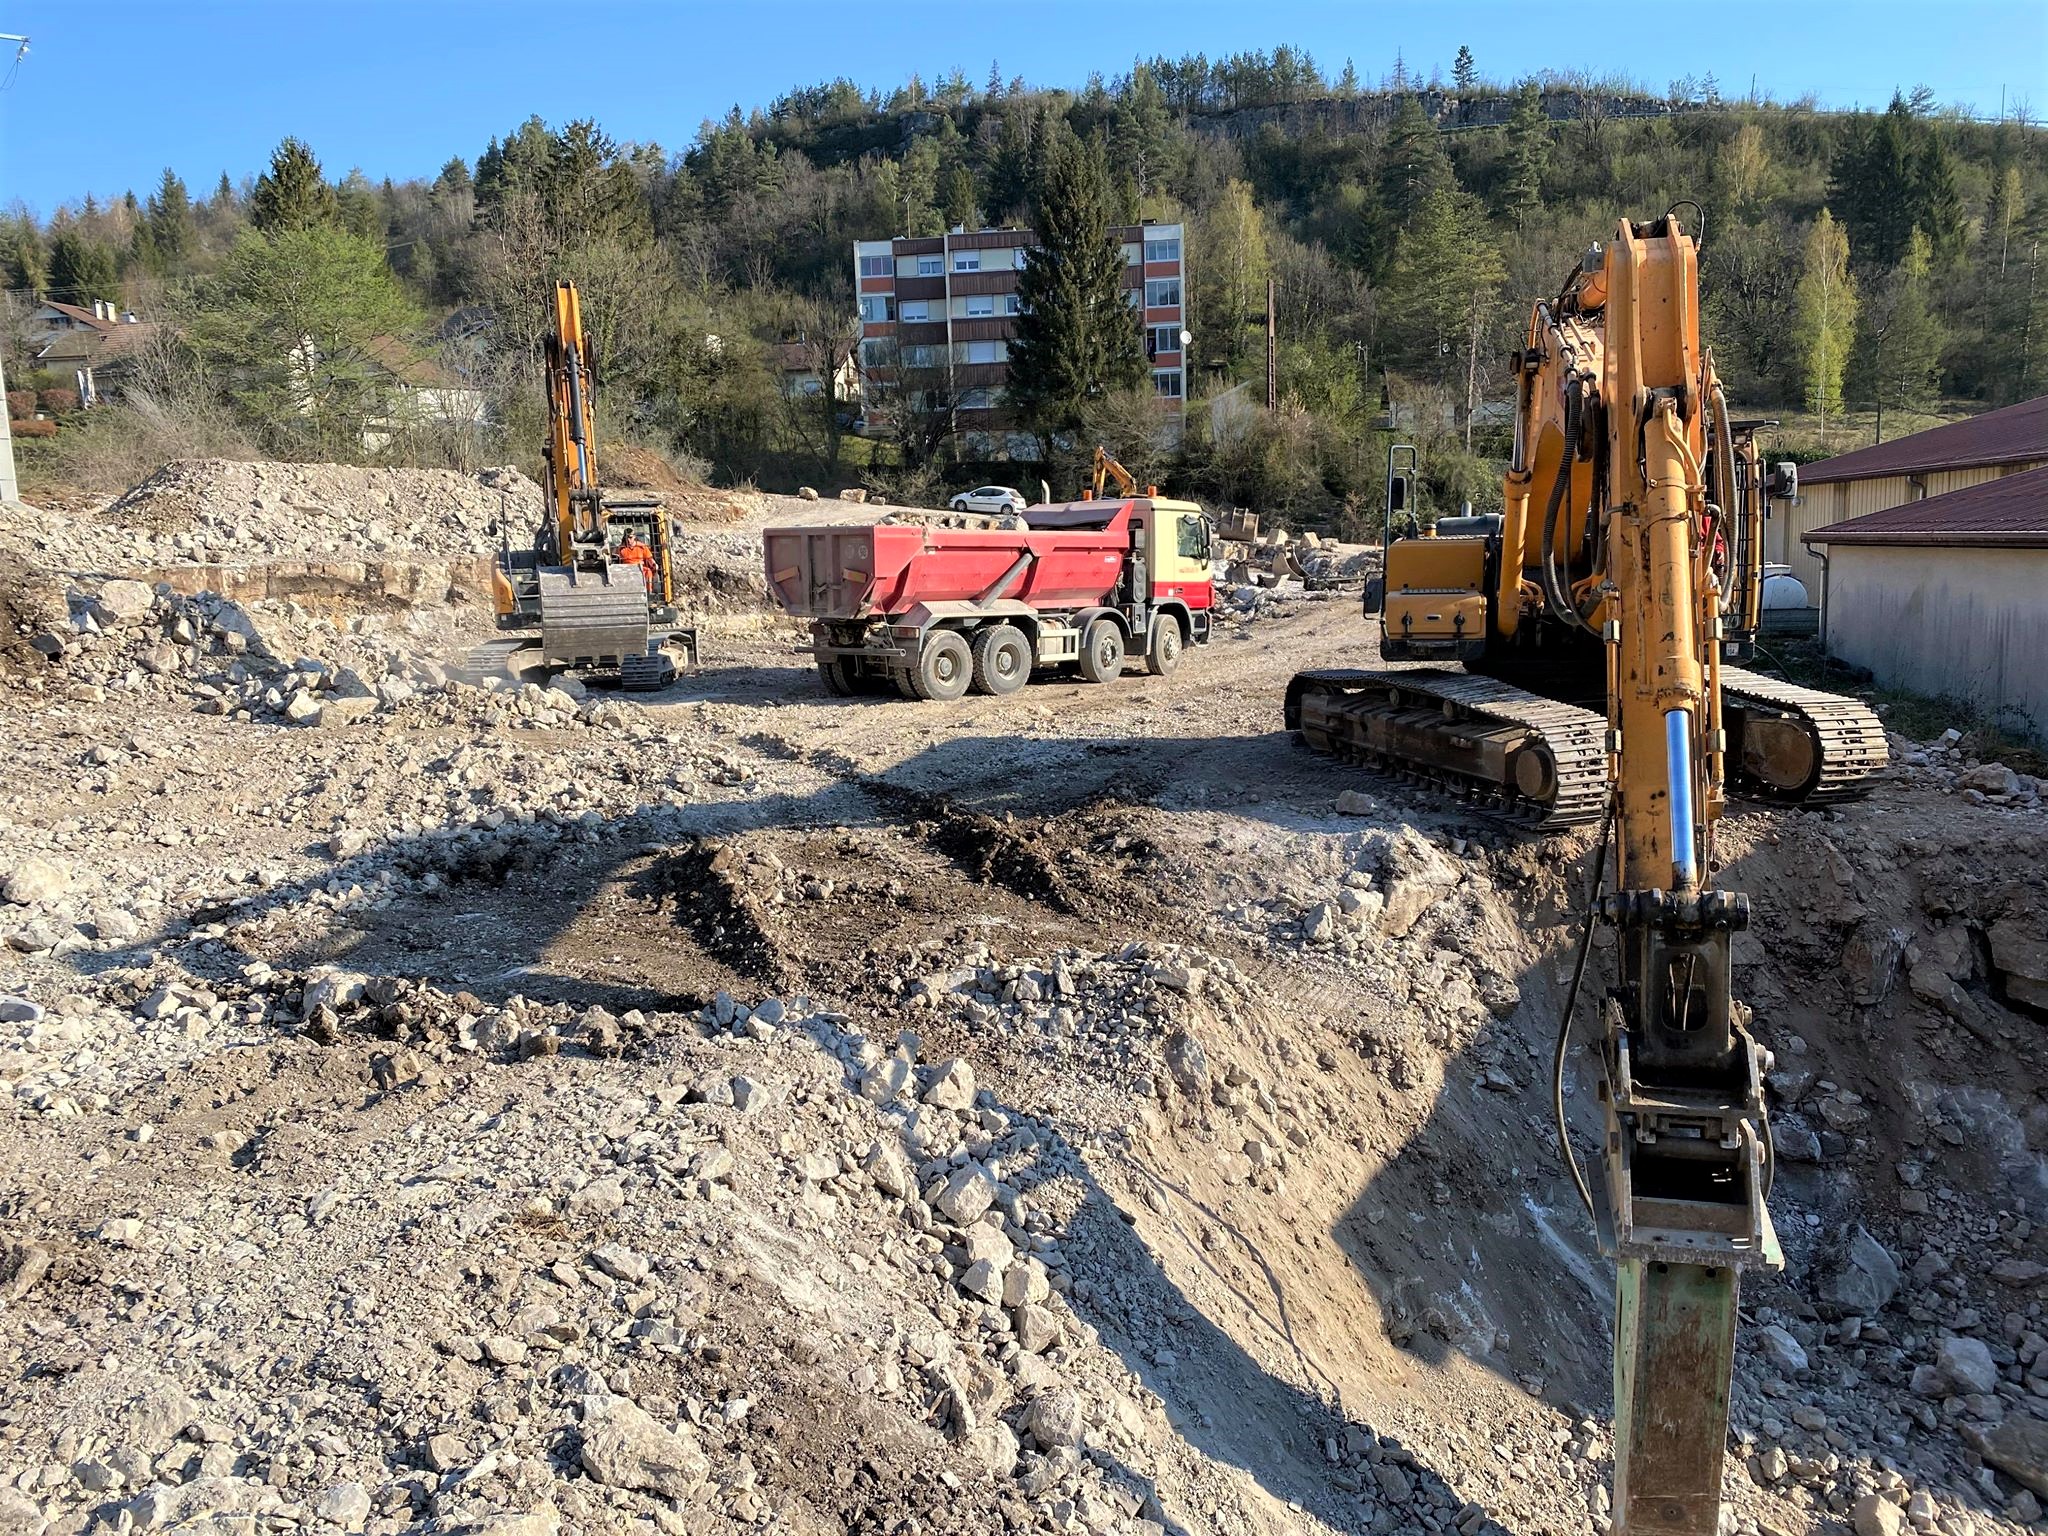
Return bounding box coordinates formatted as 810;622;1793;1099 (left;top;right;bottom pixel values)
1970;1413;2048;1497
1851;1492;1903;1536
4;856;72;907
1816;1225;1899;1317
1023;1388;1085;1449
922;1057;976;1110
91;579;156;626
1988;915;2048;1012
1935;1334;2001;1396
934;1164;997;1226
578;1395;708;1499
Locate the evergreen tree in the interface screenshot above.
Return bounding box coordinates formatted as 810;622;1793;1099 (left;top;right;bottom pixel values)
1832;98;1916;267
250;138;340;233
1369;96;1453;275
336;169;383;241
1911;133;1965;270
1498;82;1547;230
145;168;196;270
1109;64;1175;201
1792;208;1858;437
1335;59;1360;98
1387;185;1505;441
1006;129;1145;439
2;217;47;296
1452;46;1477;92
48;231;120;304
212;172;236;212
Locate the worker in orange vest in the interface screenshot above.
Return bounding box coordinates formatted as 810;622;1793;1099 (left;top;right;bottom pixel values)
616;532;657;593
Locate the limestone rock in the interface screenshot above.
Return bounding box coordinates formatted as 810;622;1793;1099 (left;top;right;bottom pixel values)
4;856;72;907
1988;914;2048;1012
1971;1413;2048;1496
934;1164;996;1226
1851;1491;1903;1536
578;1394;708;1499
922;1056;976;1110
1817;1225;1899;1316
1024;1387;1085;1449
1936;1334;2000;1395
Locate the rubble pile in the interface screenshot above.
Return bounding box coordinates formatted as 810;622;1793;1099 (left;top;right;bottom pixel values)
57;459;540;568
1897;729;2044;814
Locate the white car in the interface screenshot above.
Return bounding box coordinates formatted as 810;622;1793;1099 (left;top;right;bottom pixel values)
949;485;1026;515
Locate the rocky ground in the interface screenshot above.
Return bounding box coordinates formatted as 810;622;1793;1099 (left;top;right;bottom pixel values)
0;462;2044;1536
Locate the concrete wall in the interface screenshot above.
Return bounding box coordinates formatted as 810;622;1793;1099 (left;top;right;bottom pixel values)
1770;460;2048;594
1822;544;2048;745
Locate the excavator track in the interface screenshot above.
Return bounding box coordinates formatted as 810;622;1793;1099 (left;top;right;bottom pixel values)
1287;668;1609;830
1720;667;1890;804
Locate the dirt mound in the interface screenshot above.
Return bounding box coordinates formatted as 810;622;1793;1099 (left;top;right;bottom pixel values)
598;442;688;492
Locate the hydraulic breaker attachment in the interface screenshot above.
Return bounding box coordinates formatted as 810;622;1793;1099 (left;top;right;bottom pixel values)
1597;889;1782;1534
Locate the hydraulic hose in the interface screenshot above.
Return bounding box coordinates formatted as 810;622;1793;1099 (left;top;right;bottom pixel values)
1542;377;1599;635
1552;796;1614;1228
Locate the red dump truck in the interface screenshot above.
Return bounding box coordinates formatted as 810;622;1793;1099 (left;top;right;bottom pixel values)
763;495;1216;699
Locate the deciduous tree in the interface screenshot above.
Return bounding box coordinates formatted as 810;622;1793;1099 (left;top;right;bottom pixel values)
1792;208;1858;439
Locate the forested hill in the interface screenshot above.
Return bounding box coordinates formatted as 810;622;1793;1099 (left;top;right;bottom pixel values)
8;49;2045;519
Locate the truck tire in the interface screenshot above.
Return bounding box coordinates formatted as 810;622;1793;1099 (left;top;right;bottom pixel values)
912;629;973;702
1145;618;1184;677
817;655;860;696
1077;619;1125;683
970;624;1031;696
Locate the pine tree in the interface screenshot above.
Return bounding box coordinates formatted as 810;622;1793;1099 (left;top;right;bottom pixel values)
986;60;1003;99
250;137;339;233
49;231;121;304
1006;130;1145;438
1832;98;1916;267
1911;133;1965;270
1792;208;1858;438
145;168;195;270
1109;65;1174;201
1498;82;1547;230
1335;59;1359;98
212;172;236;212
1372;96;1454;274
1387;185;1506;440
1452;46;1477;93
2;217;47;296
336;168;383;240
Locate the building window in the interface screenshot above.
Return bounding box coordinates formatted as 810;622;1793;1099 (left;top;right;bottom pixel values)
1004;293;1022;316
902;344;937;368
1147;325;1180;358
859;295;894;323
899;299;930;322
858;254;893;278
959;389;993;410
1125;289;1142;308
1012;247;1032;270
917;255;943;276
1144;237;1181;263
1122;243;1142;267
1144;278;1181;309
859;337;895;368
962;339;1001;364
1152;369;1183;399
953;251;981;272
963;294;994;318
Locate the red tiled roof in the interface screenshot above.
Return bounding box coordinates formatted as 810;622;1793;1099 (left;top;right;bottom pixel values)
38;300;115;332
1798;396;2048;484
1803;463;2048;548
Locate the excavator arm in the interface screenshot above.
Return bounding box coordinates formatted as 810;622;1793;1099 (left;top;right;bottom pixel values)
1536;217;1782;1534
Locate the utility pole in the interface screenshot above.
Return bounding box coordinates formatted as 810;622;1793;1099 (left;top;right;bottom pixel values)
1264;278;1276;412
0;34;26;505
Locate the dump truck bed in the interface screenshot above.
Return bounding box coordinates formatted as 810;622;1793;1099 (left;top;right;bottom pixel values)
764;506;1134;621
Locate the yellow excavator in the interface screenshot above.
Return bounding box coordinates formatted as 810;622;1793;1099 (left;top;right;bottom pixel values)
1291;215;1887;1532
468;280;696;689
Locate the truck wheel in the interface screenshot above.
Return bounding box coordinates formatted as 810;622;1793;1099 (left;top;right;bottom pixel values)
1145;619;1184;677
912;630;973;701
970;624;1031;696
1077;620;1125;683
817;655;855;696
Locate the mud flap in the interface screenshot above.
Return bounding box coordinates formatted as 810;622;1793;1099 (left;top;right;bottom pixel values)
1612;1258;1739;1535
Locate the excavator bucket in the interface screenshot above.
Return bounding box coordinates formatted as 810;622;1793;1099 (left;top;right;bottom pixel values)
539;564;652;671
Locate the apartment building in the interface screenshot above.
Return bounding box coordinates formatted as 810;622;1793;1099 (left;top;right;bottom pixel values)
851;222;1186;454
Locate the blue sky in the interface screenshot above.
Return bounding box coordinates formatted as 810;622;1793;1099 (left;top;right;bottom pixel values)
3;0;2043;218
